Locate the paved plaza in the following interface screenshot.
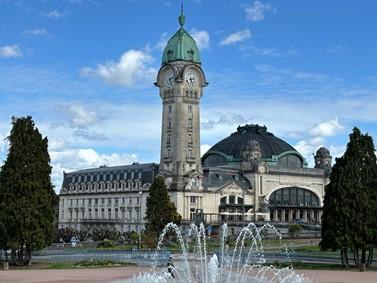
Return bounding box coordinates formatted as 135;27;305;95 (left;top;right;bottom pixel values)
1;267;377;283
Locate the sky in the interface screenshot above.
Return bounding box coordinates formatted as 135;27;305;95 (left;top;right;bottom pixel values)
0;0;377;193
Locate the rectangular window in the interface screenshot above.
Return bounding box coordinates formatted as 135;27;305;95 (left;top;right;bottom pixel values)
108;208;112;218
168;105;172;113
188;105;192;113
190;208;196;220
101;208;105;218
115;208;119;219
129;198;132;205
108;198;111;205
190;196;196;204
229;196;235;204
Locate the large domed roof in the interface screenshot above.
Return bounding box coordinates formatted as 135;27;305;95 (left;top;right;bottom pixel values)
162;8;201;64
203;124;303;165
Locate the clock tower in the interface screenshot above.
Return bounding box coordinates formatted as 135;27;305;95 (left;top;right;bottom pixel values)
155;7;208;191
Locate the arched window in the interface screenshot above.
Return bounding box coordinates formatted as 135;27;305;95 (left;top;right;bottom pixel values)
269;187;320;207
202;154;227;167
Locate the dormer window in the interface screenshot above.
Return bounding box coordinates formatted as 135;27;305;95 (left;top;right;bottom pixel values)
187;49;194;60
167;50;173;61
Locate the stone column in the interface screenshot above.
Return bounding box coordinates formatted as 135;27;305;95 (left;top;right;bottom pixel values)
273;209;278;222
303;210;307;222
288;209;293;222
281;209;285;222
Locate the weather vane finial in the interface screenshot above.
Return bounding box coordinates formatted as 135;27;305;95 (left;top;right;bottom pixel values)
178;1;186;28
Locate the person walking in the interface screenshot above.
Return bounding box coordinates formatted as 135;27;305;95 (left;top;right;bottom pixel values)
166;256;175;278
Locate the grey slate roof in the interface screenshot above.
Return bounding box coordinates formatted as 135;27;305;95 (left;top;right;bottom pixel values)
61;163;159;190
204;124;298;161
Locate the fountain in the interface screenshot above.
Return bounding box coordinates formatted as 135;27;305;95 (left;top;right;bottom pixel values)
115;222;311;283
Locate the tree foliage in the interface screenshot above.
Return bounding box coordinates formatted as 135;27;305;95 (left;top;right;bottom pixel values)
0;116;57;265
144;176;181;241
320;127;377;268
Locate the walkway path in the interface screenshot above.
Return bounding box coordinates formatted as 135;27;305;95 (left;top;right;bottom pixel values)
1;267;377;283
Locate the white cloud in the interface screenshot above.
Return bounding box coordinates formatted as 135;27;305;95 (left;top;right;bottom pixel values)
324;45;348;54
309;118;344;137
220;29;251;46
200;144;212;157
293;118;344;166
241;45;298;57
0;45;23;58
59;104;99;128
245;1;273;22
156;32;169;50
190;29;210;50
43;9;65;19
50;147;138;192
202;112;250;130
81;49;157;87
23;28;50;37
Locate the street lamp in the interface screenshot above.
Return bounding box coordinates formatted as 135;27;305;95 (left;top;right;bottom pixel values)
138;190;142;250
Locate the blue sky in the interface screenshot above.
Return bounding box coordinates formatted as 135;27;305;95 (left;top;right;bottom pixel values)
1;0;377;192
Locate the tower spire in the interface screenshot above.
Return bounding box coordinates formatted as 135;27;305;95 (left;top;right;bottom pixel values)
178;2;185;28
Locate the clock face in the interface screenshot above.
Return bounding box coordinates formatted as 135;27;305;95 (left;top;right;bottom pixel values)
184;70;198;88
163;70;175;88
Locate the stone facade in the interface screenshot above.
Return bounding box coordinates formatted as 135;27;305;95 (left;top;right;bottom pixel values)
58;163;158;232
58;9;331;234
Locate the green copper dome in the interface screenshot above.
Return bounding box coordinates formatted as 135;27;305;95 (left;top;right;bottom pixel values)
162;7;201;65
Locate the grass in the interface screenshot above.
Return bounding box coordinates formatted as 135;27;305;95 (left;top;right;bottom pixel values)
8;260;135;270
48;259;135;269
269;261;377;271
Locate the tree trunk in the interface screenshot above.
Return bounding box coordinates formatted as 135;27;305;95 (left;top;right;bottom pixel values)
340;248;350;268
353;248;360;266
25;247;32;266
366;248;373;267
358;248;366;272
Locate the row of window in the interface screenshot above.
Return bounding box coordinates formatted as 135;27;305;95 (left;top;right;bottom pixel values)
61;197;140;207
67;180;144;193
220;195;244;205
63;207;141;221
71;171;143;183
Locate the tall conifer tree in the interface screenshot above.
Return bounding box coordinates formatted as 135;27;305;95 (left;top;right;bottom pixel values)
144;176;181;241
0;116;56;265
321;127;377;268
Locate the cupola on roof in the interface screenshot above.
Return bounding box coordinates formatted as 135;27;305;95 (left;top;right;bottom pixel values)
203;124;303;162
162;6;201;65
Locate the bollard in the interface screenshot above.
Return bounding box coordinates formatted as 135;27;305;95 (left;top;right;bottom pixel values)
2;262;9;271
